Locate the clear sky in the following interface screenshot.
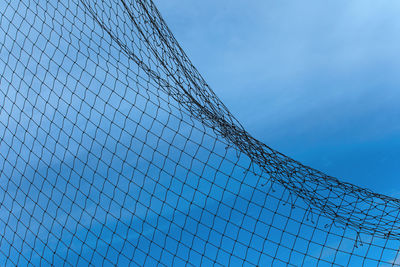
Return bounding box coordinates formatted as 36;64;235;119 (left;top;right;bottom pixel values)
1;1;399;265
155;0;400;197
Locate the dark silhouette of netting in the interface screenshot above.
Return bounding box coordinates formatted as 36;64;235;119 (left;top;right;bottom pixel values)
0;0;399;265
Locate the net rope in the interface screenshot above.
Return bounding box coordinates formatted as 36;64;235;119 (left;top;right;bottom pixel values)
0;0;399;265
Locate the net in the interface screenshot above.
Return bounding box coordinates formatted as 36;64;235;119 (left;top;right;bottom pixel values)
0;0;399;266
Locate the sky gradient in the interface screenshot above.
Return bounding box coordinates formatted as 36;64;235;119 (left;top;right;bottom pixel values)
1;0;399;265
155;0;400;197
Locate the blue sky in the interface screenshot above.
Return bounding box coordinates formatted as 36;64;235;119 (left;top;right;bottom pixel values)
1;0;400;266
155;0;400;196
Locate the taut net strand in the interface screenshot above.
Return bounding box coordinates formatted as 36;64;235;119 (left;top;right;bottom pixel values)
0;0;399;266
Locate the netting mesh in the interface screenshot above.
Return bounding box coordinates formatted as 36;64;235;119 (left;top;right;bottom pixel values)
0;0;399;266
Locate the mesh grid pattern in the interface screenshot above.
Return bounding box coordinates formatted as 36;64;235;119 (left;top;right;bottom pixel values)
0;0;399;266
